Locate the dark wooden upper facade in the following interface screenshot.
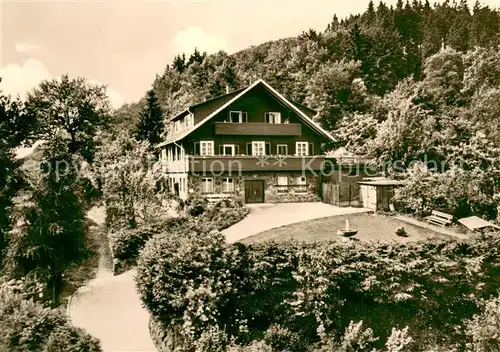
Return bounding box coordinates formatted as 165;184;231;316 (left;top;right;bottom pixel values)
159;80;334;171
183;85;324;155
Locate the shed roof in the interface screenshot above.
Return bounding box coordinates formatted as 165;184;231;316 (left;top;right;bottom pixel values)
358;179;406;186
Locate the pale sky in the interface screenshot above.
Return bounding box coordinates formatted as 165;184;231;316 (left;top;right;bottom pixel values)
1;0;499;109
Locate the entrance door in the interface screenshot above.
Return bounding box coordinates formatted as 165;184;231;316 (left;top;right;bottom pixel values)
245;180;265;204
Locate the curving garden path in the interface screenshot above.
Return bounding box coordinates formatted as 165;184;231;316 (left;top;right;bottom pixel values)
69;207;156;352
69;203;371;351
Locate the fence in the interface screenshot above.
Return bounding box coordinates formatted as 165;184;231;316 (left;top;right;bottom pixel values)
322;183;361;207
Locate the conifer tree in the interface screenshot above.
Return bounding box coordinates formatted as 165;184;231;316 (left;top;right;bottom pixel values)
422;11;442;58
135;89;164;145
173;53;186;73
5;147;88;306
447;0;472;52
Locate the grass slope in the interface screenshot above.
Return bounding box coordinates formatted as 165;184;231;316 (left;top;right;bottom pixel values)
241;213;454;244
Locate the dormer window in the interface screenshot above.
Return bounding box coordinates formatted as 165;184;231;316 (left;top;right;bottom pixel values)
229;111;247;123
185;114;193;128
265;112;281;124
174;120;182;133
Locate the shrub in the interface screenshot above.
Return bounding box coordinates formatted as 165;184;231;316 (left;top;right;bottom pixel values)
109;217;189;274
395;227;408;237
465;295;500;352
137;230;500;351
182;194;210;217
0;284;101;352
135;229;239;334
110;195;249;275
337;321;378;352
384;327;413;352
110;226;156;261
198;196;249;231
263;325;305;352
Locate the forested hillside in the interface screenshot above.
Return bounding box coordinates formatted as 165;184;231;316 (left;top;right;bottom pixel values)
125;0;499;220
146;0;499;125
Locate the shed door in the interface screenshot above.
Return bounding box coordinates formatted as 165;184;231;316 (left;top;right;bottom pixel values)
245;180;265;204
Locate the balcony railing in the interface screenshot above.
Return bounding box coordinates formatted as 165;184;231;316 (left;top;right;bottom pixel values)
162;159;189;173
188;155;326;173
214;122;301;136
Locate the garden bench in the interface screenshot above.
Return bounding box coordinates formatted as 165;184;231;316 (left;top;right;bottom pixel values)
425;210;453;227
205;194;231;203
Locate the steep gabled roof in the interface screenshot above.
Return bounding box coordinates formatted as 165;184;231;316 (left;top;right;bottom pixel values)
157;79;335;147
169;87;246;122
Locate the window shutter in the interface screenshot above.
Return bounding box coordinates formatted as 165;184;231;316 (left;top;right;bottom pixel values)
246;143;252;155
194;142;200;155
243;112;248;122
309;143;314;156
219;145;223;155
265;113;269;123
235;145;240;155
265;143;271;155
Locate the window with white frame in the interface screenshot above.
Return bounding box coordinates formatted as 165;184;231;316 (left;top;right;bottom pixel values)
295;142;309;156
220;144;237;156
265;112;281;124
201;178;214;193
222;178;234;193
296;176;307;192
200;141;214;156
252;141;266;156
277;144;288;155
276;176;288;193
229;111;247;123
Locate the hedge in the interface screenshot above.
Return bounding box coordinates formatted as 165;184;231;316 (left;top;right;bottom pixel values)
0;283;102;352
109;217;188;274
136;230;500;351
109;196;249;274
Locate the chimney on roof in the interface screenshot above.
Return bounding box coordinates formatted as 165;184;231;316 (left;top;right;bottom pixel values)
225;85;230;94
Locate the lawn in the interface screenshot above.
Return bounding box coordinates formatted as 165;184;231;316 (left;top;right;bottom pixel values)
240;212;455;244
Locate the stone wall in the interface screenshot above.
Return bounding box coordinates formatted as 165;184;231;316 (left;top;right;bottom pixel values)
188;171;321;203
264;172;320;203
188;174;245;200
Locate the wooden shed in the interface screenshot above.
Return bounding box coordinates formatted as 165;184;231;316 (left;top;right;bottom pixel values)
358;178;406;211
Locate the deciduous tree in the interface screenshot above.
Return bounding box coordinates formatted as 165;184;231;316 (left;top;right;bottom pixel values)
25;75;112;162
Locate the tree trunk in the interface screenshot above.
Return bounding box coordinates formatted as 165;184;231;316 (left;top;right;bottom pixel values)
69;132;77;154
51;272;63;307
